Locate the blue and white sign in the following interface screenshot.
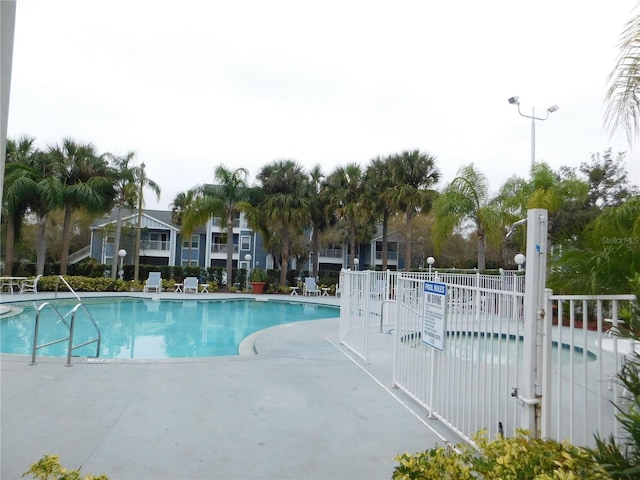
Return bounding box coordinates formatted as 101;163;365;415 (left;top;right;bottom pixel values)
422;281;447;351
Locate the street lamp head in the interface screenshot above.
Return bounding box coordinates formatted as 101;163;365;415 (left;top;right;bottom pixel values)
547;104;559;113
427;256;435;266
514;253;526;266
508;96;519;105
244;253;252;262
118;249;127;258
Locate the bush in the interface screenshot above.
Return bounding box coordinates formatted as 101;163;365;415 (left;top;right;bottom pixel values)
38;276;123;292
393;430;605;480
23;454;109;480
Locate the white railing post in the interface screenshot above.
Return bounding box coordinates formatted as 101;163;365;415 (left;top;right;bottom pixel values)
520;208;548;437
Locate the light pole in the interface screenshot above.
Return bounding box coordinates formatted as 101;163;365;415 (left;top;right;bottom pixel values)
427;256;435;274
134;161;145;282
514;253;526;271
354;257;359;271
508;96;559;172
245;253;252;291
118;249;127;280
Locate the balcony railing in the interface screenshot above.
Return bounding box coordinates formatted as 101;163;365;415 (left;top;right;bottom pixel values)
143;240;170;251
375;251;398;260
211;244;239;254
318;248;343;259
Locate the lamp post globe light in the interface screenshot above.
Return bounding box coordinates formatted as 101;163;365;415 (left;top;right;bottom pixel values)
427;256;435;274
508;96;559;172
353;257;359;271
514;253;526;271
118;249;127;280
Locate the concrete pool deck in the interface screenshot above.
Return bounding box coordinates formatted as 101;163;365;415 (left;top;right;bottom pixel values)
1;293;459;480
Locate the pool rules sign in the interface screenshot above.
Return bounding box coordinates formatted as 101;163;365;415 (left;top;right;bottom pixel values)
422;281;447;351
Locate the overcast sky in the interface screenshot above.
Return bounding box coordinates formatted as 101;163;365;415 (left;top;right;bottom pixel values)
7;0;640;210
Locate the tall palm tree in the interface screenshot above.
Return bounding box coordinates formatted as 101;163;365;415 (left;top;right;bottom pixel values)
605;6;640;143
49;138;114;275
432;164;502;270
212;166;248;287
133;162;161;281
5;149;63;275
308;164;329;278
325;163;370;270
170;188;201;267
365;155;396;271
257;160;311;285
104;152;138;279
3;136;39;274
385;150;440;270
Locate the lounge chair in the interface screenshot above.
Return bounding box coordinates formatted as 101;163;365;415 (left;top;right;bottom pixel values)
183;276;199;294
143;272;162;293
20;274;42;294
304;277;321;296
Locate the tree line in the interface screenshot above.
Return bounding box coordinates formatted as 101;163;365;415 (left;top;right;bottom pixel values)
5;135;636;294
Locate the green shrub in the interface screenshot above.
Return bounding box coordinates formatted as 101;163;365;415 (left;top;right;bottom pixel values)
23;454;109;480
38;276;133;292
393;430;605;480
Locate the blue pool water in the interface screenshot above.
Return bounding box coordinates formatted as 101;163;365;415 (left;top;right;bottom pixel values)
0;297;338;359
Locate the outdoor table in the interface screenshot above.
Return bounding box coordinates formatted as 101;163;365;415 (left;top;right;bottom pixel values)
174;283;183;293
199;284;209;293
321;287;331;296
290;286;299;295
0;277;26;294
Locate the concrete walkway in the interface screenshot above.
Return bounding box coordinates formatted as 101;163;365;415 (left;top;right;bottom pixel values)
1;294;459;480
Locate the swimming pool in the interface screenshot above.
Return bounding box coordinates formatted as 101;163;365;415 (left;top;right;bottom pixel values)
0;297;339;359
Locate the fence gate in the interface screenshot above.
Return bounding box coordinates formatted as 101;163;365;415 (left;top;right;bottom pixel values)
392;272;526;444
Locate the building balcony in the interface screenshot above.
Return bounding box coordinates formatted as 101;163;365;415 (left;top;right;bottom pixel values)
211;244;239;254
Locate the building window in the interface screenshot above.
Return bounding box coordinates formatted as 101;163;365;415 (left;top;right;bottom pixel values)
240;235;250;251
183;234;199;249
181;235;199;266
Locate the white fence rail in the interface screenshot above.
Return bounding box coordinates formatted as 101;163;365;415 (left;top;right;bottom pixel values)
339;269;636;447
542;292;636;446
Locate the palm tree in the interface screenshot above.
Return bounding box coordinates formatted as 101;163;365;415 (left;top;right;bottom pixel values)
212;166;248;287
170;188;201;267
432;164;502;270
549;196;640;294
257;160;311;285
133;162;161;281
103;152;138;279
3;136;39;275
605;6;640;143
49;138;114;275
365;155;396;271
308;164;330;278
495;162;589;242
385;150;440;270
325;163;370;270
5;149;63;275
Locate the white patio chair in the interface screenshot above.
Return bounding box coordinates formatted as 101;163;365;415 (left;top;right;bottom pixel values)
183;276;199;294
304;277;320;296
20;274;42;294
143;272;162;293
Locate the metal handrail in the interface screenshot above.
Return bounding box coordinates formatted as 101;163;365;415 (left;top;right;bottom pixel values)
30;277;102;366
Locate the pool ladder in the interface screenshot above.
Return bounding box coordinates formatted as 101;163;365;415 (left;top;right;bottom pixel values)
30;275;102;367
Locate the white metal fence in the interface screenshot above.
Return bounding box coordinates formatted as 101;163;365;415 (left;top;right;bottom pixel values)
391;271;526;444
339;268;636;447
542;292;635;446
